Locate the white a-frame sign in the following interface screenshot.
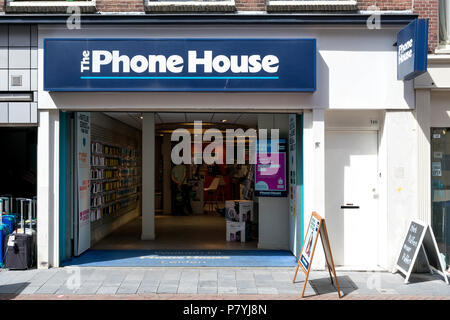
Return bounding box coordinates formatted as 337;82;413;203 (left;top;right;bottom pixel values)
393;220;449;284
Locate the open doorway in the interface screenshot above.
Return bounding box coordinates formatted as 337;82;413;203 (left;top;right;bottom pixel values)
62;111;297;267
92;112;259;251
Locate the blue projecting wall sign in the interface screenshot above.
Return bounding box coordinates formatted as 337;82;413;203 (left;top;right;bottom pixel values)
397;19;429;81
44;38;316;92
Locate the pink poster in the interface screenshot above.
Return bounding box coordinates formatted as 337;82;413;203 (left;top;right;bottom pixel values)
255;152;287;197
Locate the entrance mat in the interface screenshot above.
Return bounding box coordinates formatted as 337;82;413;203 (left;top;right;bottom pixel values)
62;250;297;267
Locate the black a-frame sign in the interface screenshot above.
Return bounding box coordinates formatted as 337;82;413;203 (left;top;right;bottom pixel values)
393;220;449;285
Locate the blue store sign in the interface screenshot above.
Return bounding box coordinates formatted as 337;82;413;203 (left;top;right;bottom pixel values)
397;19;429;81
44;38;316;92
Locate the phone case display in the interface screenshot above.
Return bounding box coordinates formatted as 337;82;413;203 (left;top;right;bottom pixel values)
90;141;141;222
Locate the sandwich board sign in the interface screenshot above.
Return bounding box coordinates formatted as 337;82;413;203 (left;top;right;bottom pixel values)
293;212;342;298
393;220;449;284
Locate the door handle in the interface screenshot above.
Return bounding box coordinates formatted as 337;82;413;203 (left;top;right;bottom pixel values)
340;204;360;209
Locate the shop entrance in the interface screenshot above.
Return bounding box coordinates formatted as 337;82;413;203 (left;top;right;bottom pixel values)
62;112;299;267
93;112;260;251
325;130;379;268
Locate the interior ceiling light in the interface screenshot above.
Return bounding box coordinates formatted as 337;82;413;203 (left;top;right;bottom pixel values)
221;119;228;123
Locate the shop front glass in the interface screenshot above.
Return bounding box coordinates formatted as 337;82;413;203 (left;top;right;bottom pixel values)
431;128;450;269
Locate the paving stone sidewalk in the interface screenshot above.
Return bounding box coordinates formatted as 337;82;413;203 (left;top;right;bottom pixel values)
0;267;447;299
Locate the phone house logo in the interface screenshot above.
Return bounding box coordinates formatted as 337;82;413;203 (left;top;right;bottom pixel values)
398;38;414;65
79;50;280;79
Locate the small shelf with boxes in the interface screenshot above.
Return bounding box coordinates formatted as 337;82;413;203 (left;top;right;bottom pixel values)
90;141;141;222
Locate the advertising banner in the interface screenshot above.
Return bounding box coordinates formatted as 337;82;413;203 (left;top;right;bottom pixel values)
289;114;297;216
299;214;320;271
76;112;91;256
44;38;316;92
255;140;287;197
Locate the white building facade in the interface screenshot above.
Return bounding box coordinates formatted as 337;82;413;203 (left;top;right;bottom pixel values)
0;14;428;271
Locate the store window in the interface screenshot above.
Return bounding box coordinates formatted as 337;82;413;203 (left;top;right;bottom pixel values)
440;0;450;46
431;128;450;270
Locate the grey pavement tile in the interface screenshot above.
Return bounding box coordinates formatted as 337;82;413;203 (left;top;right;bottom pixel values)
75;285;101;295
199;280;217;287
45;278;67;286
177;285;198;294
255;280;276;287
255;274;273;281
199;272;217;280
0;283;27;294
162;272;181;281
237;280;256;288
117;283;140;294
55;287;79;295
198;287;218;294
218;279;237;287
140;279;160;286
236;272;254;280
35;284;61;294
218;272;236;279
277;288;300;295
19;285;41;294
218;287;238;294
257;287;278;294
82;280;104;287
160;280;179;286
124;271;146;282
181;271;200;279
96;286;119;295
238;288;258;295
271;273;292;281
144;271;164;280
138;285;158;294
157;285;178;294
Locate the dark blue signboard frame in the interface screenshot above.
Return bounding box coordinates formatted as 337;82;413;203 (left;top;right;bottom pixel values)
397;19;429;81
44;38;316;92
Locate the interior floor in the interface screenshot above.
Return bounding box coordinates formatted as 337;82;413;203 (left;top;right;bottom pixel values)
92;215;258;250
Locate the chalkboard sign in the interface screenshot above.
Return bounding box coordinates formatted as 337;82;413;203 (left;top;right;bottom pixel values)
394;220;449;284
293;212;342;298
396;221;424;273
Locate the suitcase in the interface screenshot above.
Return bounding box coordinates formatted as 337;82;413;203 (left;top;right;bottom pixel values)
4;233;32;270
0;224;7;267
5;198;34;270
0;196;11;214
1;215;15;235
0;196;18;234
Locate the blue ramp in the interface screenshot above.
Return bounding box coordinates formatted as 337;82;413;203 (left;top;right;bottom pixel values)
62;249;297;267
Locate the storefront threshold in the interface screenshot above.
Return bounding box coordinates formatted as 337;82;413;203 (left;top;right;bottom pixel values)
62;249;297;268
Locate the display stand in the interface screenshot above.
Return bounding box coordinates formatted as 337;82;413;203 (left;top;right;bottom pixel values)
293;212;342;298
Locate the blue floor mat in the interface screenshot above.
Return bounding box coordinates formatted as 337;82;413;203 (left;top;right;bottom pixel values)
62;249;297;267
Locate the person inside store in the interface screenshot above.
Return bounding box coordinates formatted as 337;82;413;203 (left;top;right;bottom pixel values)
171;163;193;216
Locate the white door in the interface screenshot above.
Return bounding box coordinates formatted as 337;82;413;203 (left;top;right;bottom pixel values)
325;131;378;269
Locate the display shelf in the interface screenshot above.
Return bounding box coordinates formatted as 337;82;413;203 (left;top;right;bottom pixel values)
90;140;141;222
